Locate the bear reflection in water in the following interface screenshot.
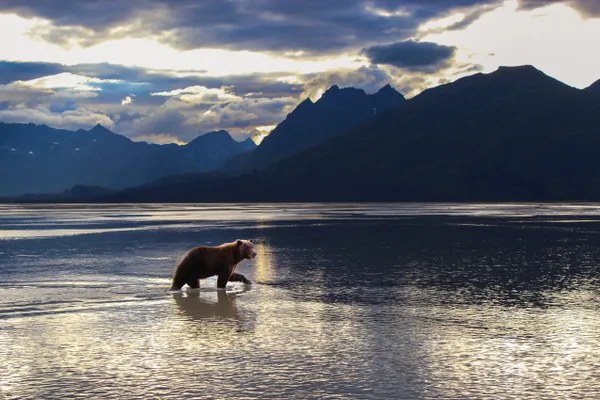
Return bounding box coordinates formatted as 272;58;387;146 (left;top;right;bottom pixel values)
172;288;249;323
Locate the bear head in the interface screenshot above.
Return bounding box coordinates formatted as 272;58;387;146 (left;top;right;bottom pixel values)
236;239;257;260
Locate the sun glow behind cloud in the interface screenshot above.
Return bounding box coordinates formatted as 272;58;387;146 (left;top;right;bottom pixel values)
23;72;121;91
252;125;276;145
0;14;362;76
132;133;186;145
423;0;600;88
1;3;600;89
418;13;467;32
1;1;600;145
151;86;239;104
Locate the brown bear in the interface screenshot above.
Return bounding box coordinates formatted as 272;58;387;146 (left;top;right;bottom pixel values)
169;239;257;291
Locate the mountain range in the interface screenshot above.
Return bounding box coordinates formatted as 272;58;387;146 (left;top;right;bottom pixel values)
0;124;254;196
3;65;600;202
0;82;406;197
225;83;405;172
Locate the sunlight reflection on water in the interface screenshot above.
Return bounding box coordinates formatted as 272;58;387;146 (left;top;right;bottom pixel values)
1;203;600;399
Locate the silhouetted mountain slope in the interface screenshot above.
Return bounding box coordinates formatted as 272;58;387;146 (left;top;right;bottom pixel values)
224;84;405;171
585;79;600;93
2;184;116;203
67;65;600;203
0;123;254;196
178;130;255;169
7;65;600;203
258;65;600;201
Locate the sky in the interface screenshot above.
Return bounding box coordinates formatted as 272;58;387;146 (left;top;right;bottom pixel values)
1;0;600;144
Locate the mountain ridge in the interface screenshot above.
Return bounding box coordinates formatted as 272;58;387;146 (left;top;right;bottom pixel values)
69;64;600;203
0;123;254;196
5;65;600;202
585;79;600;93
222;83;406;172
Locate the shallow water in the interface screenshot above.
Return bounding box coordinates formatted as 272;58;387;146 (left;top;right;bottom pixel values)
1;203;600;399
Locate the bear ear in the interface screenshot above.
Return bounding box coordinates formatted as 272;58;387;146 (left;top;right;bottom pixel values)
249;239;253;243
236;239;243;246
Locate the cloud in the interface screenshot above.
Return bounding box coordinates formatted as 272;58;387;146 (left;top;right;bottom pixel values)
247;125;276;144
0;82;54;104
300;60;484;100
0;104;113;131
362;40;457;72
23;72;122;91
130;133;186;145
0;61;314;143
421;0;600;89
520;0;600;17
0;57;469;144
0;70;127;134
0;75;111;131
151;85;239;104
0;74;110;108
129;95;299;142
0;60;64;84
301;65;396;100
0;0;502;54
2;61;308;101
201;97;297;127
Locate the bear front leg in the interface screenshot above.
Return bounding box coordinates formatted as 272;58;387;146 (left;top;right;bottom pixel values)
186;278;200;289
229;273;251;285
170;276;186;291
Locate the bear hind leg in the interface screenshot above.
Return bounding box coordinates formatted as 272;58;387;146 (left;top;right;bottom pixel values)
217;273;229;290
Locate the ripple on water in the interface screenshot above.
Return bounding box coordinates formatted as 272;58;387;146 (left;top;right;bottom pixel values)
2;204;600;399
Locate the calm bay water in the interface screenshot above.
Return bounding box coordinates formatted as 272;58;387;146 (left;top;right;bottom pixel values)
1;203;600;399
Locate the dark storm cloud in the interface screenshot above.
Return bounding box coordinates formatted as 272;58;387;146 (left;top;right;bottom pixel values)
0;60;306;142
0;59;471;143
520;0;600;16
0;61;65;84
362;40;457;72
1;0;502;54
107;111;146;125
0;61;303;102
68;64;304;99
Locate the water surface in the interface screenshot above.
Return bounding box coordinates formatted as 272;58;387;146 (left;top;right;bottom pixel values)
1;203;600;399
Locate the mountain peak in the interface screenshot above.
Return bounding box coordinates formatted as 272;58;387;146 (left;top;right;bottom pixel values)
412;64;571;108
89;123;111;133
239;137;257;151
224;81;406;172
497;64;538;71
318;85;341;101
376;84;394;93
296;97;314;109
203;130;232;139
493;64;544;77
486;65;569;87
318;85;366;104
0;122;258;196
484;64;573;91
184;129;254;158
188;130;233;145
372;83;405;108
